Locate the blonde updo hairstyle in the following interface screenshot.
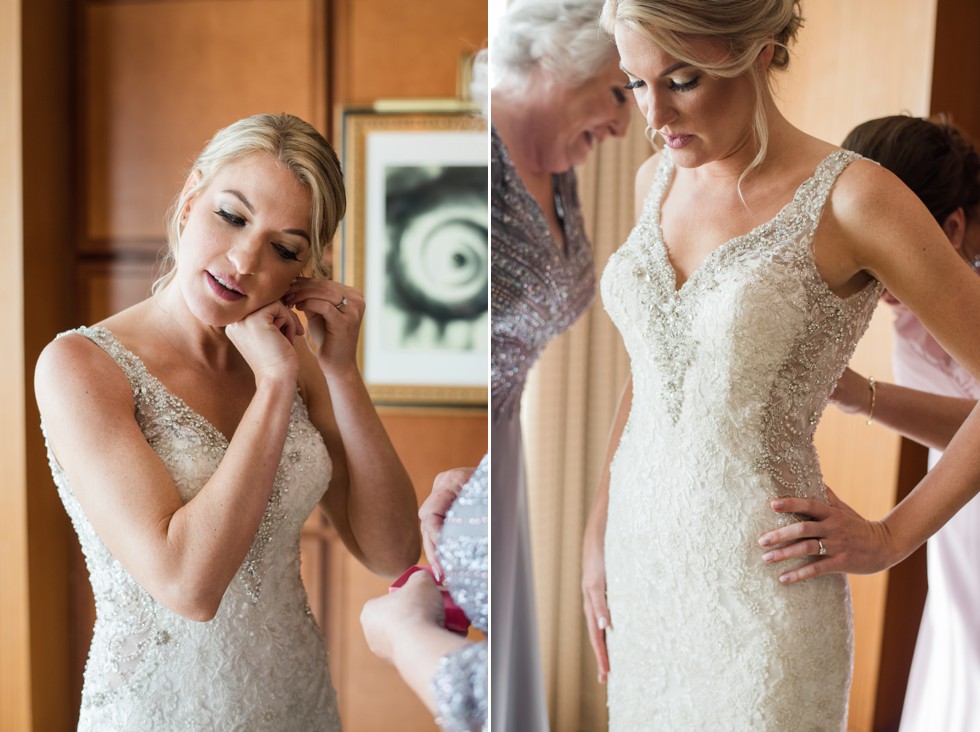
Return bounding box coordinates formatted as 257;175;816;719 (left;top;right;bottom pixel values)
600;0;803;185
156;113;346;293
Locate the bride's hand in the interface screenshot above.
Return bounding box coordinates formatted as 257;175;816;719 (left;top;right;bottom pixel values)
282;277;363;375
582;524;611;683
225;300;304;384
757;485;899;583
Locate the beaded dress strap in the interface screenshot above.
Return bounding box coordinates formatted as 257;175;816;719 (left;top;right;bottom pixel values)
57;326;148;400
795;149;863;224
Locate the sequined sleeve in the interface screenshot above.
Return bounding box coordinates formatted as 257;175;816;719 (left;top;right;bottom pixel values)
432;455;488;731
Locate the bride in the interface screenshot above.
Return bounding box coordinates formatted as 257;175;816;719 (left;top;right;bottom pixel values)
583;1;980;729
35;113;420;730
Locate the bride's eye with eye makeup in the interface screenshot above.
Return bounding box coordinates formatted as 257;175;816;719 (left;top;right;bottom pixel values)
215;208;246;226
272;243;301;262
668;75;700;92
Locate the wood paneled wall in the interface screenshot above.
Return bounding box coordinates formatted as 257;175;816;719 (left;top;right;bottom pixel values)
3;0;78;730
323;6;488;728
326;412;487;730
82;0;326;255
330;0;488;108
931;0;980;140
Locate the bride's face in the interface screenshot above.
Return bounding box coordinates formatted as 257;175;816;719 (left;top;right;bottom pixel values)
174;153;312;327
614;23;759;169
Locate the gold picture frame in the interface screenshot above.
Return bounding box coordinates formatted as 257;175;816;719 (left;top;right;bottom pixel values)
338;107;488;407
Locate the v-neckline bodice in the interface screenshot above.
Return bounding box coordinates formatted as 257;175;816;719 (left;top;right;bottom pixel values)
85;325;246;447
651;150;840;294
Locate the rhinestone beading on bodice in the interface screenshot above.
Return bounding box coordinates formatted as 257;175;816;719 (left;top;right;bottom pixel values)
601;150;880;730
44;326;341;731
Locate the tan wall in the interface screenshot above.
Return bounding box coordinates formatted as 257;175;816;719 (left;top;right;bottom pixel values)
0;0;30;728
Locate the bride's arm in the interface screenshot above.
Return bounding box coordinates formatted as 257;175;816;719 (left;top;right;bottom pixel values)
582;375;632;683
288;279;420;578
582;154;658;663
581;154;659;677
35;303;302;621
761;161;980;581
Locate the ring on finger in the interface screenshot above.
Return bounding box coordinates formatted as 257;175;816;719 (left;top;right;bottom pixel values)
816;539;827;557
334;296;349;311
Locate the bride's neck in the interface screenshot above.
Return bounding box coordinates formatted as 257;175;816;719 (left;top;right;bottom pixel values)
151;284;240;371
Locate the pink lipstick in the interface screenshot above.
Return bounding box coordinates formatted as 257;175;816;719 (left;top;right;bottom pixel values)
662;133;693;150
206;271;245;301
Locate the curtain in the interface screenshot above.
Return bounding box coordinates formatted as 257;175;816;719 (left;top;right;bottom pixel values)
521;108;649;731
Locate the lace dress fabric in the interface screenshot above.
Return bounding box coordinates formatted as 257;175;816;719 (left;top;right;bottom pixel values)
44;326;341;732
601;150;881;730
432;454;488;732
490;126;595;731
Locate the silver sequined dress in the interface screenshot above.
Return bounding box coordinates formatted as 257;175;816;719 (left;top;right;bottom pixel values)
432;454;488;732
490;126;595;731
601;150;880;730
44;326;341;731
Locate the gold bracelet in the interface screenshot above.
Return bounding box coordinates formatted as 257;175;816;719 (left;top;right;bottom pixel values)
866;376;877;425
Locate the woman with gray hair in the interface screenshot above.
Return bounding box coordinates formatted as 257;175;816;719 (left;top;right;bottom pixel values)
491;0;632;729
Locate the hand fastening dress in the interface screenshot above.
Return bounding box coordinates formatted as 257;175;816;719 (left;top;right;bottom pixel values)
600;150;880;730
432;454;489;732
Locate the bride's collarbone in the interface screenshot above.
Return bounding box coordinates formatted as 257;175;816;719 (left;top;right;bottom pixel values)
660;172;801;244
138;349;257;440
660;202;768;263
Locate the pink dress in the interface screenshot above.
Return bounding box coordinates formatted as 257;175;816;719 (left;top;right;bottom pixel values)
891;303;980;732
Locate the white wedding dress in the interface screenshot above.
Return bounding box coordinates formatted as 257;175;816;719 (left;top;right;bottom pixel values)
45;326;342;731
601;150;880;730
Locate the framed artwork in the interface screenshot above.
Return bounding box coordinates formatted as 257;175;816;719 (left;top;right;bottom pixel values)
338;107;488;406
